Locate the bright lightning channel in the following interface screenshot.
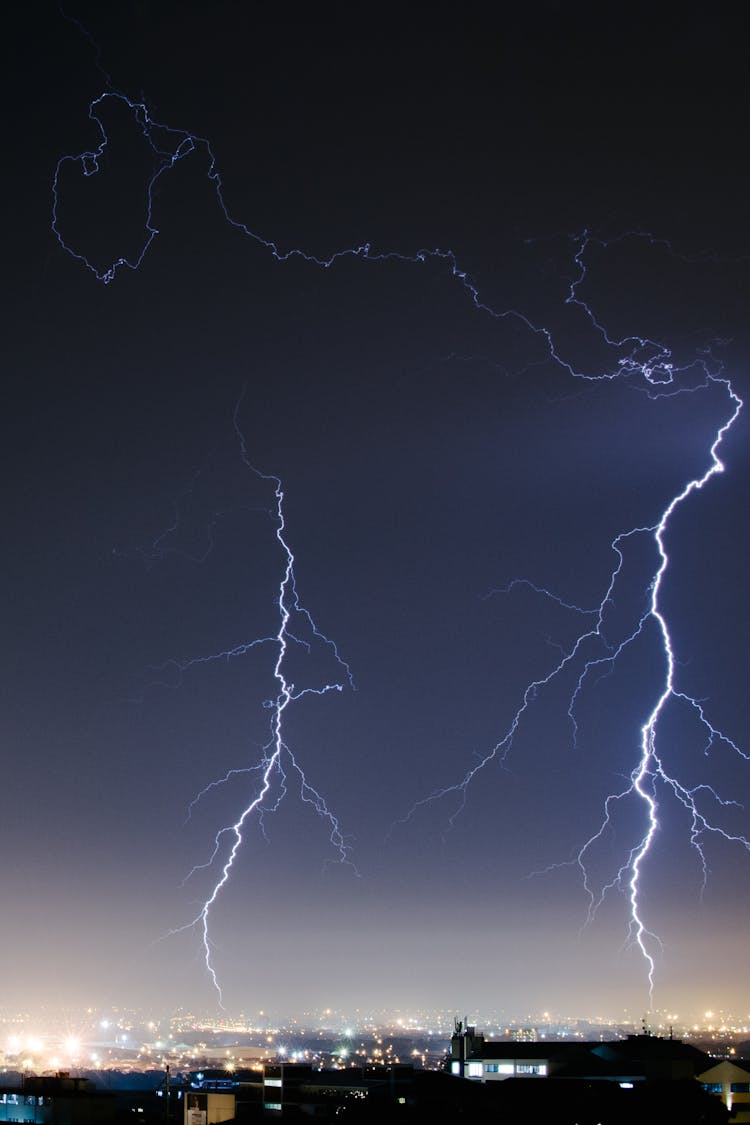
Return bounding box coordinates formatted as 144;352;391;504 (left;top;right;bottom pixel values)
165;398;356;1006
54;78;746;1002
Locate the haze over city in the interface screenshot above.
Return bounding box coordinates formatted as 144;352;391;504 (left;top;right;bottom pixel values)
4;1;750;1026
4;1002;750;1075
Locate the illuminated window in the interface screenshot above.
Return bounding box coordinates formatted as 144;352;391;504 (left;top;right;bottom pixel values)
486;1063;514;1074
450;1062;460;1075
516;1063;547;1075
467;1062;483;1078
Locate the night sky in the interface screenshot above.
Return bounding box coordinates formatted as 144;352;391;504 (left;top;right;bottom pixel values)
4;2;750;1021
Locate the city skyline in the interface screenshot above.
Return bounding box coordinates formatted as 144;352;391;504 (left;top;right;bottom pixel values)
4;999;750;1066
3;2;750;1019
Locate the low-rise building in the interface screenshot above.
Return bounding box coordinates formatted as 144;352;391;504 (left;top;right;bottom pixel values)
0;1075;115;1125
448;1020;712;1083
699;1059;750;1122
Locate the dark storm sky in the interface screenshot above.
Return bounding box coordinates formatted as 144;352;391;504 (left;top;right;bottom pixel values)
3;2;750;1020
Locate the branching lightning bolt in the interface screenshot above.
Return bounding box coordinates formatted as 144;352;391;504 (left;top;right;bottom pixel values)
399;299;745;1002
54;49;747;1005
574;387;745;995
162;397;356;1005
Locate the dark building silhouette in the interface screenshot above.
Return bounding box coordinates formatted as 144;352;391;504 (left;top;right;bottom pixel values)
183;1055;728;1123
0;1074;115;1124
448;1019;712;1082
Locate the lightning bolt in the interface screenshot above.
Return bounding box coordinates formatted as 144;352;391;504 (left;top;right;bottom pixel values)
397;285;746;1003
53;50;746;1005
159;395;356;1006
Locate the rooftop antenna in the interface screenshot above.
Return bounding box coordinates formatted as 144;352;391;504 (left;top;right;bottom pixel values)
164;1063;171;1124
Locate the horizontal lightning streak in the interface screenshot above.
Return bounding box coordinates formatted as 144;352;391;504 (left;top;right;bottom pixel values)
52;94;704;389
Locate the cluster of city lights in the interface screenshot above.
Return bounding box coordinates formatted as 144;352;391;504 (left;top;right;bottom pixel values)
3;1002;750;1079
